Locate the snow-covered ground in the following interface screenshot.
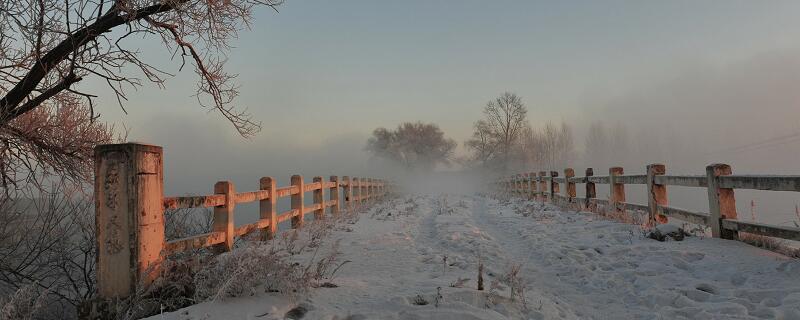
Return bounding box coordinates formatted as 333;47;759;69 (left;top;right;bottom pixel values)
147;194;800;320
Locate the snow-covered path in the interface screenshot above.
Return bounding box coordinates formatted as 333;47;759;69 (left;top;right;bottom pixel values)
149;195;800;320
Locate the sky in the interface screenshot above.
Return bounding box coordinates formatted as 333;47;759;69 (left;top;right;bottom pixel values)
83;1;800;195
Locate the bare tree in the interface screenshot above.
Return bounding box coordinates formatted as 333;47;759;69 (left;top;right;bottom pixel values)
466;92;528;171
464;120;496;168
582;121;630;170
0;0;282;138
0;100;116;192
366;122;456;171
515;121;574;170
0;182;97;318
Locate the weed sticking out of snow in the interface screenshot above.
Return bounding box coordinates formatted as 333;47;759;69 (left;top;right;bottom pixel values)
477;260;485;291
500;263;527;310
411;295;428;306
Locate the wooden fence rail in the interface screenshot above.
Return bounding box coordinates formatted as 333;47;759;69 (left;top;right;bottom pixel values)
496;163;800;245
94;143;391;299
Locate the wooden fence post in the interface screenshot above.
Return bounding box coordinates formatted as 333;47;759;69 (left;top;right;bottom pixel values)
550;171;560;203
646;164;668;226
213;181;235;252
330;176;340;217
260;177;277;240
585;168;596;210
352;177;360;211
365;178;371;203
564;168;576;204
362;178;368;203
95;143;164;299
538;171;547;202
529;172;537;200
609;167;625;215
342;176;352;212
367;178;373;203
706;164;737;239
526;173;532;197
361;177;367;206
521;174;527;197
291;175;304;228
313;176;325;220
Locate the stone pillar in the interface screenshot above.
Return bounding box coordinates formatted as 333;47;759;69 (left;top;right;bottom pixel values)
95;143;164;299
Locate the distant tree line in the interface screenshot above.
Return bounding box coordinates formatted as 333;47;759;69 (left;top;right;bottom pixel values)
365;92;576;173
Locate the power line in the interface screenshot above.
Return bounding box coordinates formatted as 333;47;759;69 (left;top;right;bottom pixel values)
704;131;800;155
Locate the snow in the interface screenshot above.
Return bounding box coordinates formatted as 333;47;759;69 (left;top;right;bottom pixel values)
146;195;800;320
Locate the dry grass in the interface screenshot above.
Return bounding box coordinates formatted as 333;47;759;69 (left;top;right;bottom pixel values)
0;284;48;320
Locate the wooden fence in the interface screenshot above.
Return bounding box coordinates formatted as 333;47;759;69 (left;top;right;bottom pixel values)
497;163;800;243
94;143;391;299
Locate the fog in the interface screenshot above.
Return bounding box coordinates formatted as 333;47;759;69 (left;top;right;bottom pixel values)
127;48;800;229
572;50;800;226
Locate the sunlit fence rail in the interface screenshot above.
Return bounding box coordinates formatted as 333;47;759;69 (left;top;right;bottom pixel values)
93;143;391;299
496;163;800;244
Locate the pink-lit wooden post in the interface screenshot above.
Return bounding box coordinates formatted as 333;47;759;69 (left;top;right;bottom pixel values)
564;168;576;203
313;176;325;220
330;176;340;217
352;177;360;211
260;177;277;240
707;164;737;239
646;164;668;226
213;181;235;252
291;175;304;228
538;171;547;202
609;167;625;215
366;178;373;204
342;176;352;212
529;172;538;199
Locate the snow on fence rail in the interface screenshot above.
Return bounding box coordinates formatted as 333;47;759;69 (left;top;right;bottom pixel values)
497;163;800;244
93;143;391;300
